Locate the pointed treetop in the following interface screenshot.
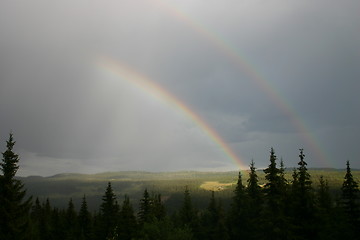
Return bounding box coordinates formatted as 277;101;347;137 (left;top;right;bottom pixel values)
1;133;20;180
298;148;307;166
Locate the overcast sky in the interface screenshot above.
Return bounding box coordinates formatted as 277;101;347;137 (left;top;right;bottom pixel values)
0;0;359;176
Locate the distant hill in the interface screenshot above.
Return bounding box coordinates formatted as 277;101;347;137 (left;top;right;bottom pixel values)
19;169;359;212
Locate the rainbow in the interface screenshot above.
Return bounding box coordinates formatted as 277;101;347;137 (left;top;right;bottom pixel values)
149;0;329;166
98;57;247;169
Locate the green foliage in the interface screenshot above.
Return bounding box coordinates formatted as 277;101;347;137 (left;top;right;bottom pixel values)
340;161;360;236
138;189;153;224
0;133;32;240
118;195;137;240
99;182;119;239
78;195;92;240
290;149;316;240
262;148;291;240
199;191;228;240
3;138;360;240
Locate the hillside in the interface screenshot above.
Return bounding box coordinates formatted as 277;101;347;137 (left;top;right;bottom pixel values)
20;168;359;212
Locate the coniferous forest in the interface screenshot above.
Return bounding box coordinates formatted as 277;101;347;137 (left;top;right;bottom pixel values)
1;133;359;240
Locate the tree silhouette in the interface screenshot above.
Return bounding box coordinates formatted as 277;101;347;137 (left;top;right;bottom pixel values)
78;195;92;240
341;161;359;235
118;195;137;240
0;133;32;240
99;182;119;239
138;188;153;225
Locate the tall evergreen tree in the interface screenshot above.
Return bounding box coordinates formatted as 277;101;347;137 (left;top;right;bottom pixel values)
317;176;332;211
179;187;196;226
30;197;42;239
200;191;228;240
228;171;250;240
341;161;359;233
247;160;262;206
152;193;166;221
100;182;119;239
316;176;336;240
262;148;291;240
263;148;281;209
0;133;32;240
246;161;263;240
278;158;288;194
118;195;137;240
179;187;198;238
78;195;92;240
41;198;54;240
138;188;153;225
65;198;77;240
290;149;316;240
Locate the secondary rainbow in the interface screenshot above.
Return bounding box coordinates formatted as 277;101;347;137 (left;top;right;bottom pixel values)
149;0;329;166
98;57;247;169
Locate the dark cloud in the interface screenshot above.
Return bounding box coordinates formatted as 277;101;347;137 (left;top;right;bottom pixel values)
0;0;359;176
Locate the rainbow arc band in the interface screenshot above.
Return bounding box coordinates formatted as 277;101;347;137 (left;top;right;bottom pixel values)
149;0;328;166
98;57;246;169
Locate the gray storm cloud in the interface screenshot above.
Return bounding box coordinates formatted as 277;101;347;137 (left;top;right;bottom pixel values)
0;0;359;176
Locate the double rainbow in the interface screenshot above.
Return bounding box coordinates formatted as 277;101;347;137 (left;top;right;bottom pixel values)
148;0;328;166
98;57;247;169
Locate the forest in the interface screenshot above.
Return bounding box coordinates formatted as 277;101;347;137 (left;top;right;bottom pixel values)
1;133;359;240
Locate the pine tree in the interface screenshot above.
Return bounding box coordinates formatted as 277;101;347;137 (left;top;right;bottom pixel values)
316;176;335;240
228;171;250;240
65;198;78;240
30;197;42;239
138;188;153;224
152;193;166;221
246;161;263;240
263;148;281;209
179;186;198;238
290;149;316;240
262;148;291;240
0;133;32;240
247;160;262;206
100;182;119;239
317;176;332;211
200;191;228;240
118;195;137;240
341;161;359;233
40;198;53;240
179;187;196;226
278;158;288;195
78;195;92;240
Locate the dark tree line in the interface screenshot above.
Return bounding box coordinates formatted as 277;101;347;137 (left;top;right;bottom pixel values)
1;134;359;240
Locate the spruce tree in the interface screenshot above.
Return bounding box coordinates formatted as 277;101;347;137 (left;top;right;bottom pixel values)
246;161;263;240
247;160;262;206
201;191;228;240
152;193;166;221
262;148;291;240
317;176;332;211
40;198;53;240
179;187;196;226
30;197;42;239
65;198;77;240
290;149;316;240
263;148;281;209
0;133;32;240
316;176;335;240
100;182;119;239
179;187;198;238
78;195;92;240
228;171;250;240
118;195;137;240
341;161;359;232
138;188;153;224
